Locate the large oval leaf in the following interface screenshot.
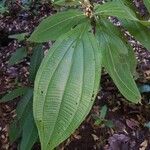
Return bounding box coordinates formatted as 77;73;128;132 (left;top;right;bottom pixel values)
33;24;102;150
96;23;141;103
29;10;87;42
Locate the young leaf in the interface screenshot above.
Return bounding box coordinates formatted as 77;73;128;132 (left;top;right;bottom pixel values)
105;120;114;128
144;0;150;13
9;33;28;41
29;44;44;82
96;24;141;103
8;47;27;65
33;24;102;150
100;105;107;119
94;105;108;126
0;87;28;103
29;10;87;42
20;112;38;150
95;1;138;21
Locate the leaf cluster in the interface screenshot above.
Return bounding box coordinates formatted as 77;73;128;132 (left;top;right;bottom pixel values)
1;0;150;149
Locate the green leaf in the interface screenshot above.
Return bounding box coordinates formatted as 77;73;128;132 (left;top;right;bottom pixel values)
94;105;108;126
98;19;137;74
29;44;44;82
9;119;22;143
96;24;141;103
33;24;102;150
8;47;27;65
18;94;38;150
20;112;38;150
9;88;33;143
100;105;107;119
16;88;33;120
94;119;102;125
122;20;150;51
9;88;38;148
0;87;28;103
117;0;150;25
95;1;150;26
114;0;150;51
9;33;28;41
95;1;138;21
105;120;114;128
0;1;8;13
144;0;150;13
29;10;87;42
125;44;137;75
145;121;150;128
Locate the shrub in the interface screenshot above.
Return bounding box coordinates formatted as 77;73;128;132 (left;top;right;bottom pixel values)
1;0;150;149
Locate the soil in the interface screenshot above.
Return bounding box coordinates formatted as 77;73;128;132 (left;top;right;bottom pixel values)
0;1;150;150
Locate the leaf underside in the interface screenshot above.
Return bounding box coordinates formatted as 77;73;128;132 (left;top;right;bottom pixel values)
33;24;102;150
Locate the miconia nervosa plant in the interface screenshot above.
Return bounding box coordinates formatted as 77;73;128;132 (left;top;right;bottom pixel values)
1;0;150;149
29;0;150;149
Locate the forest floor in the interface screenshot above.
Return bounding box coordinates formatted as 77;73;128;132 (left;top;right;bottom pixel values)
0;1;150;150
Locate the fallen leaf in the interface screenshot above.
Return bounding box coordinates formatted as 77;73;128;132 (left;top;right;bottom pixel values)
139;140;148;150
126;118;139;129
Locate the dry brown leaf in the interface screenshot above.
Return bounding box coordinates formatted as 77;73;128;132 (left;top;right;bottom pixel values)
139;140;148;150
126;118;139;129
92;134;99;141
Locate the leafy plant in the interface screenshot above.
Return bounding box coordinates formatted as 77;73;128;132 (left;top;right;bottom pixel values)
27;0;150;149
0;43;44;149
1;0;150;149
